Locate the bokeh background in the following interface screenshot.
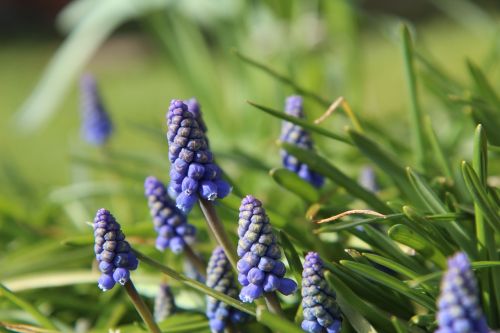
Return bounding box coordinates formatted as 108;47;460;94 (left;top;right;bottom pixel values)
1;0;500;331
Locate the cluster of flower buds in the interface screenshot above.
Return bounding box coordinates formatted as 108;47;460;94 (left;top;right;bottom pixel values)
93;209;138;291
280;95;324;188
236;195;297;302
167;99;231;213
144;176;196;253
154;283;176;322
436;252;490;333
206;246;247;333
79;74;113;146
301;252;342;333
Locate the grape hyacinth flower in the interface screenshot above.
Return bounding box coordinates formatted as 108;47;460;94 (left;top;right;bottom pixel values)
154;283;176;322
436;252;491;333
144;176;196;253
301;252;342;333
80;74;113;146
236;195;297;302
206;247;247;333
93;209;138;291
280;95;324;188
167;99;231;213
185;98;207;134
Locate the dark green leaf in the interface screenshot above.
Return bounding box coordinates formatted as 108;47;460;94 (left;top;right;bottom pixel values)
278;230;303;285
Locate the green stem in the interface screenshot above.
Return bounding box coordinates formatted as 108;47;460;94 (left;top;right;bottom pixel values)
198;198;238;270
401;24;426;171
124;280;162;333
264;293;285;317
0;283;57;330
183;243;207;279
473;125;499;325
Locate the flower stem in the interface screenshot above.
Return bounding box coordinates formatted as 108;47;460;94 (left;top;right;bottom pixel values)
264;293;285;317
124;280;162;333
184;244;207;279
198;198;238;270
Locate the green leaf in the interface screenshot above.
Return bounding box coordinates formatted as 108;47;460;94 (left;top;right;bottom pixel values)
461;161;500;233
423;116;453;180
387;224;446;268
324;272;393;333
346;129;417;201
257;308;305;333
406;167;476;258
340;261;436;310
280;142;391;214
247;101;351;144
158;313;210;333
401;24;427;170
14;0;173;131
278;230;303;285
270;168;320;203
0;284;58;330
467;60;500;109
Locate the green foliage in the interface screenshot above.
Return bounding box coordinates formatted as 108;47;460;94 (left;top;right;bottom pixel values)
1;0;500;332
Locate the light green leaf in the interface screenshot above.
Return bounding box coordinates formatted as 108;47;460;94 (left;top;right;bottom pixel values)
278;230;303;285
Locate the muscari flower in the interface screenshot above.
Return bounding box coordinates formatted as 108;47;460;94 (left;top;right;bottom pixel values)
301;252;342;333
185;98;207;134
206;246;247;333
144;176;196;253
80;74;113;145
154;283;176;322
236;195;297;302
167;99;231;213
436;252;491;333
280;95;324;188
93;208;138;291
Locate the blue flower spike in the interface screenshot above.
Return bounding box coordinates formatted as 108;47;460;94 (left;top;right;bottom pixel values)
206;246;247;333
144;176;196;254
436;252;491;333
236;195;297;302
80;74;113;146
185;98;208;134
93;208;138;291
301;252;342;333
280;95;324;188
154;283;176;322
166;99;231;213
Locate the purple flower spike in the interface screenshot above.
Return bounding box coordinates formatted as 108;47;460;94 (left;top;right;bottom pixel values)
185;98;208;134
436;252;491;333
144;176;196;254
154;283;176;322
280;95;324;188
93;209;138;291
167;99;231;213
236;195;297;302
301;252;342;333
80;74;113;146
206;247;247;333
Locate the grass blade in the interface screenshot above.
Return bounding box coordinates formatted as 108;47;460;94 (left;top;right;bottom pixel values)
324;272;393;333
248;101;351;144
340;261;435;310
280;142;391;214
401;24;427;171
270;168;320;203
278;230;303;285
423;116;453;180
0;284;58;330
